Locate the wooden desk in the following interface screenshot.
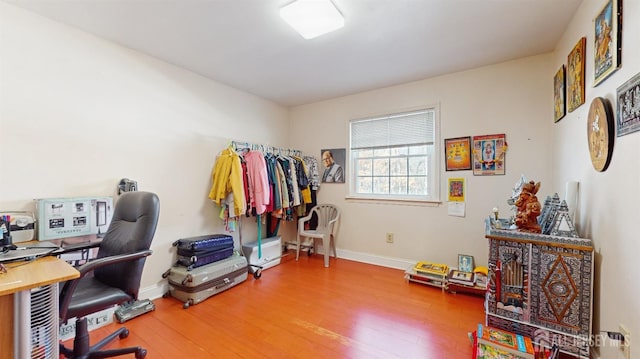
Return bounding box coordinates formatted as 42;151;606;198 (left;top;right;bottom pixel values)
0;256;79;359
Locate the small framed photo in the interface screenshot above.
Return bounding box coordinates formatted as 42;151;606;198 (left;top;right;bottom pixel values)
458;254;475;273
554;65;566;122
444;136;472;171
447;177;465;202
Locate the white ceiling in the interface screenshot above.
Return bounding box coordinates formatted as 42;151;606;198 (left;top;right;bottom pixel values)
5;0;582;107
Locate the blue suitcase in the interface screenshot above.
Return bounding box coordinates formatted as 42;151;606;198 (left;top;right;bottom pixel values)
175;247;234;270
172;234;234;251
173;234;234;270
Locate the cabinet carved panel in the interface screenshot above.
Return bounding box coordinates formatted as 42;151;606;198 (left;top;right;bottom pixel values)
485;223;593;358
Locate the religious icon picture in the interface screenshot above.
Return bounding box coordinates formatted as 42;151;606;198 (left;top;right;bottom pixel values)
567;37;586;112
472;134;507;176
448;178;465;202
554;65;566;122
616;72;640;137
445;137;472;171
593;0;621;86
458;254;475;273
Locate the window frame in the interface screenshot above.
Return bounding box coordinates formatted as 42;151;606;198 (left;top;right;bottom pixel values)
347;105;441;203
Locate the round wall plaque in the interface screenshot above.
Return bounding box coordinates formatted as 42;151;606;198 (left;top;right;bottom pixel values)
586;97;614;172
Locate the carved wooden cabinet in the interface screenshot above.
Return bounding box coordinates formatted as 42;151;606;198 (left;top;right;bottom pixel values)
485;221;593;358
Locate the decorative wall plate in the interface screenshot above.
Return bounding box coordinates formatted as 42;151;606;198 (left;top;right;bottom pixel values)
586;97;614;172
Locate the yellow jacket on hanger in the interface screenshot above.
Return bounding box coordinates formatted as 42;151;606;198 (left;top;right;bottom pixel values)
209;147;245;216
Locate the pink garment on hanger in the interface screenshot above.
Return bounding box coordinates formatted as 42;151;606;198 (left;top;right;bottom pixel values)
244;151;270;215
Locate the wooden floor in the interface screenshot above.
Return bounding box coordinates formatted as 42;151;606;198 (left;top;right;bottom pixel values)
62;251;487;358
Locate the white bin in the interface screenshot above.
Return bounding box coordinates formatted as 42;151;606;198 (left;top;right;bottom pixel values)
241;236;282;271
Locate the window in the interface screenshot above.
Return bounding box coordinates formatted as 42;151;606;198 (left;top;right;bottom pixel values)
349;107;439;202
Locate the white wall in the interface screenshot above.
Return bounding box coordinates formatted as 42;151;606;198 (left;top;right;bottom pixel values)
0;3;290;298
552;1;640;358
289;54;554;269
3;2;637;356
290;1;640;356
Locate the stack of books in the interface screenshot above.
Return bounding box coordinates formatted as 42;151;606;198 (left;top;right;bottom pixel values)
474;272;488;288
446;265;488;297
413;261;448;276
473;324;535;359
473;266;488;289
448;269;475;286
405;261;449;290
472;324;561;359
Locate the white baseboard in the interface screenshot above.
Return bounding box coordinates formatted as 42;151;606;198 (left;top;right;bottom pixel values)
283;243;415;270
139;282;168;301
335;248;414;270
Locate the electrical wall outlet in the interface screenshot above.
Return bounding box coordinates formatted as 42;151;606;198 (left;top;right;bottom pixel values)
620;324;631;359
386;233;394;243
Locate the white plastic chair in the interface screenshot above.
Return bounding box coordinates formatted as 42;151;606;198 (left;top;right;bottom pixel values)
296;204;340;267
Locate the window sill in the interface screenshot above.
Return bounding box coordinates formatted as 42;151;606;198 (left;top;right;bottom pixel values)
345;196;441;207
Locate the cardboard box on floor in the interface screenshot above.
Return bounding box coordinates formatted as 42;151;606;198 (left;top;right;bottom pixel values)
59;306;115;341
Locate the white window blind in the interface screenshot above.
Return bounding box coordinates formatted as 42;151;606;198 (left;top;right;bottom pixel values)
349;107;439;202
350;110;435;150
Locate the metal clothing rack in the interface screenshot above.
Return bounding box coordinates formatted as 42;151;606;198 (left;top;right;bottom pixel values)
230;140;302;157
227;140;302;275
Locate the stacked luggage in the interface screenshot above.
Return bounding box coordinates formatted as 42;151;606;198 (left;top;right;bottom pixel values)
163;234;248;309
173;234;236;271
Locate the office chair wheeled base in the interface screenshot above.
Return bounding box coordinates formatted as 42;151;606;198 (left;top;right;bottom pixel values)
60;317;147;359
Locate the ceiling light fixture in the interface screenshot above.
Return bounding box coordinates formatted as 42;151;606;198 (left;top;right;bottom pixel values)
280;0;344;40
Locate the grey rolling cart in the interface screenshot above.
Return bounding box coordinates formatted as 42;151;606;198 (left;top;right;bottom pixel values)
241;235;284;279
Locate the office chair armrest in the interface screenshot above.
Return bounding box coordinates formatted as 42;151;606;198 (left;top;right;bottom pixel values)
59;249;153;321
76;250;153;277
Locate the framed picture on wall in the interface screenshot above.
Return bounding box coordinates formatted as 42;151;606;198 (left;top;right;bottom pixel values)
447;177;465;202
593;0;622;87
320;148;345;183
444;137;472;171
472;134;506;176
554;65;566;122
567;37;586;112
616;72;640;137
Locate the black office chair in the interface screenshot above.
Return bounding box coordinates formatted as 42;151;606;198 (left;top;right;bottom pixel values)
59;191;160;359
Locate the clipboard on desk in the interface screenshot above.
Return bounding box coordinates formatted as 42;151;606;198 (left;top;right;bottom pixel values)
0;243;60;264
